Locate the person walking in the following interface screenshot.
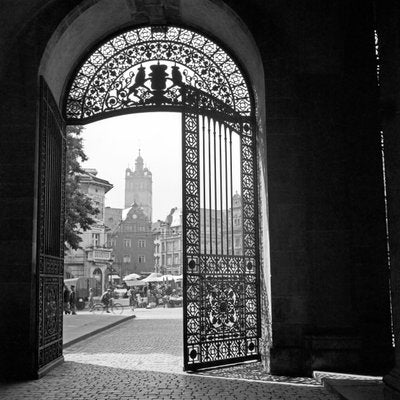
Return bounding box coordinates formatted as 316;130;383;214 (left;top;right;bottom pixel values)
69;285;77;315
88;287;94;311
63;284;71;315
128;288;136;316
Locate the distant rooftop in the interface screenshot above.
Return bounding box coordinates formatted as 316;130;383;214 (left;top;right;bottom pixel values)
78;168;113;193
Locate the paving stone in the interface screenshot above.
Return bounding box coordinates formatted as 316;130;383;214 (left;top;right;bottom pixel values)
0;309;339;399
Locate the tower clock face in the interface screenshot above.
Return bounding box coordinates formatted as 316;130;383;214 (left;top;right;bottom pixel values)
132;214;137;219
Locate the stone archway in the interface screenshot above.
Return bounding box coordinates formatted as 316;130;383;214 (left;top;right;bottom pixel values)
0;0;394;382
36;1;270;377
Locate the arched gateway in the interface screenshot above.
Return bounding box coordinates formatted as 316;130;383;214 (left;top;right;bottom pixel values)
38;25;261;372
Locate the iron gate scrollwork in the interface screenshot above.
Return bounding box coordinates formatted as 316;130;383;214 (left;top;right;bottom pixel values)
182;89;260;370
64;26;251;123
37;78;66;373
64;25;260;371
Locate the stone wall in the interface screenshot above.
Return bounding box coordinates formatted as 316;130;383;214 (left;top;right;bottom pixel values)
0;0;394;379
377;0;400;398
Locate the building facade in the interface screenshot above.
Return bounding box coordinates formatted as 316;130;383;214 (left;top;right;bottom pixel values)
153;199;243;275
104;206;122;232
124;151;152;221
199;193;243;255
109;203;155;276
154;208;183;276
64;169;114;293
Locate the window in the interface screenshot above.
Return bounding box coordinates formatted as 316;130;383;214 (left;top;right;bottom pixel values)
167;255;172;265
235;237;241;247
162;255;166;265
124;239;132;247
139;225;146;232
174;254;179;264
162;243;166;252
138;239;146;248
123;255;131;263
92;233;100;247
138;255;146;263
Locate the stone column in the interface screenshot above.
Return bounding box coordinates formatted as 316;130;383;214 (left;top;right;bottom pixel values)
378;1;400;398
262;0;392;375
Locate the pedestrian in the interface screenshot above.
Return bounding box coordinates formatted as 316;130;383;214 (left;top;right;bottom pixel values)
69;285;77;315
101;288;112;313
128;288;135;309
165;285;173;296
63;284;70;315
88;287;94;311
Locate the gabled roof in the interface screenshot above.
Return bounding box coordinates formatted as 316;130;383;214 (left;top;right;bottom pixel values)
121;202;148;222
78;169;113;193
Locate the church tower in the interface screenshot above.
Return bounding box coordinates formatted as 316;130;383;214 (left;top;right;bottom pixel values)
124;150;152;221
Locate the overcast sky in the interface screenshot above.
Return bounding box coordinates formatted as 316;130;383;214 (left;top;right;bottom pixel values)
81;112;182;222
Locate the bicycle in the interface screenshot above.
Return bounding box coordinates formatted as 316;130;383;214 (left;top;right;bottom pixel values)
92;300;124;315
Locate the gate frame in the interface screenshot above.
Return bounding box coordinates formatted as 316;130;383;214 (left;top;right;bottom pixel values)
60;24;264;371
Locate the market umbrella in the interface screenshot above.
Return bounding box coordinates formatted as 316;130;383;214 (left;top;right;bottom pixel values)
123;273;141;281
123;273;144;287
142;272;163;283
161;274;175;282
126;279;147;286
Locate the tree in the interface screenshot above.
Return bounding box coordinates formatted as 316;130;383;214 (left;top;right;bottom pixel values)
64;126;99;250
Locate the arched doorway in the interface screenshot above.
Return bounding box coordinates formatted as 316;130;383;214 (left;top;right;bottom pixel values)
92;268;103;295
2;0;394;384
37;23;267;374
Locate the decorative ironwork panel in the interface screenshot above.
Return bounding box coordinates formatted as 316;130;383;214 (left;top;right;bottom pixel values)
183;109;200;257
37;78;66;372
241;122;257;259
65;26;251;123
183;103;260;370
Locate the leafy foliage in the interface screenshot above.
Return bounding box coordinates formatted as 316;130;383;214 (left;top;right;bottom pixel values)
65;126;99;250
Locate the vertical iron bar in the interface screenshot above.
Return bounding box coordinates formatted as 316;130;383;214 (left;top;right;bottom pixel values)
181;106;188;371
202;115;206;254
230;128;234;256
252;121;262;339
47;118;51;254
214;119;218;255
240;126;245;257
224;124;229;255
219;122;224;254
208;116;212;255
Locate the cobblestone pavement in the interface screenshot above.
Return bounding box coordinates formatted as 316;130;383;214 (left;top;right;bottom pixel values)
0;308;339;399
65;310;184;374
200;363;321;385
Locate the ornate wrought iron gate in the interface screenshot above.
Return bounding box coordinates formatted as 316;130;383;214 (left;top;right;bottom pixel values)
64;25;261;371
36;77;66;374
182;90;260;370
